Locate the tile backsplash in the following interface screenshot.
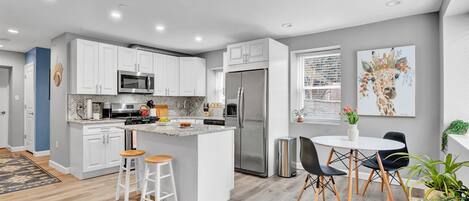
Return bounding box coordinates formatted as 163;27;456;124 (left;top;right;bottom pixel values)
68;94;205;120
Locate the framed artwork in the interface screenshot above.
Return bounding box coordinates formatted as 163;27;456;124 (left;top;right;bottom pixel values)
357;45;415;117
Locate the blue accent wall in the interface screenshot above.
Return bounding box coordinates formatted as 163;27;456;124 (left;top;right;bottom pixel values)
25;47;51;152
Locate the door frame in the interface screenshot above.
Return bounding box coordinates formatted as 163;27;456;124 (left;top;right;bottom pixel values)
24;63;35;152
0;68;10;148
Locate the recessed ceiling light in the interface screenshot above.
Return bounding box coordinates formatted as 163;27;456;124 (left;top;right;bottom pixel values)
110;10;122;20
7;29;19;34
386;0;401;7
0;44;3;48
281;23;293;28
155;25;165;32
195;36;203;42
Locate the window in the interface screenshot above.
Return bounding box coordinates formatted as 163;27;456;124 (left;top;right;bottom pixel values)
214;70;225;103
293;48;341;123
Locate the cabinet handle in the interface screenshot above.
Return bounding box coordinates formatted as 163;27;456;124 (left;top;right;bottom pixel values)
107;134;110;144
102;135;105;144
96;84;99;94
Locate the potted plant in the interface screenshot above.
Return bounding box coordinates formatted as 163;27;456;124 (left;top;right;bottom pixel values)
340;106;359;141
441;120;469;151
392;153;469;200
293;108;305;123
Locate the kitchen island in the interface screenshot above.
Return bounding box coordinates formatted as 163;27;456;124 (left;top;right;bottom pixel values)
119;123;235;201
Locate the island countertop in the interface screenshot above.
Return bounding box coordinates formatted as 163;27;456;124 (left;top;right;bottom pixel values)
118;123;235;137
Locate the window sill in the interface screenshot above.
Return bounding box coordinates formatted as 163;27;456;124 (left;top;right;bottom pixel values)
290;119;341;126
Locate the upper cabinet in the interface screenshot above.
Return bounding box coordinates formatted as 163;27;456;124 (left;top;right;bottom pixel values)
117;47;137;72
137;50;153;73
71;39;117;95
180;57;206;96
153;54;180;96
227;38;268;66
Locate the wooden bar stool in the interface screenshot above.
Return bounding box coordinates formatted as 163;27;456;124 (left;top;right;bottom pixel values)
140;155;178;201
116;150;146;201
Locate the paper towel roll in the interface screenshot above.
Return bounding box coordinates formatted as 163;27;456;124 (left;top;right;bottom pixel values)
86;99;92;120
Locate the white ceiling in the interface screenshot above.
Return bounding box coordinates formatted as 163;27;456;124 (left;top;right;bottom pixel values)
0;0;442;54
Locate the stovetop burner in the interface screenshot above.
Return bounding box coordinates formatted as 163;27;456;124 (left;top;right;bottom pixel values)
115;116;159;125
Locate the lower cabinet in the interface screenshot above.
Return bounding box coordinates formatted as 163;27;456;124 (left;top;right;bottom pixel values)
70;122;125;180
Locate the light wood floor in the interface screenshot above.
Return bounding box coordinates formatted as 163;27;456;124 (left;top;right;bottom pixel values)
0;149;421;201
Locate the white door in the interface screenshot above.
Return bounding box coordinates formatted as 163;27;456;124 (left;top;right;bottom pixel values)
118;47;137;72
106;132;124;167
24;63;35;152
165;55;180;96
227;43;246;65
83;134;107;172
153;53;167;96
76;39;99;94
98;43;118;95
0;69;9;148
194;58;206;96
179;57;196;96
246;39;269;63
137;51;153;73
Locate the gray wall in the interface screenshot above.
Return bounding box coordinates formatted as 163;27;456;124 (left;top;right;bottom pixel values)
197;50;224;69
0;50;25;147
200;13;441;170
279;13;440;164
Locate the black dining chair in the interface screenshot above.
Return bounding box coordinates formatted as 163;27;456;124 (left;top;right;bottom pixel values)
297;136;346;201
361;132;410;199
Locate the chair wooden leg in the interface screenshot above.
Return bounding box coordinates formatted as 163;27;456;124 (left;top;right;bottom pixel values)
380;172;384;192
354;151;359;194
331;176;341;201
362;170;374;196
347;150;353;201
326;148;335;166
320;176;325;201
314;177;320;201
297;175;310;201
376;153;394;201
396;171;410;201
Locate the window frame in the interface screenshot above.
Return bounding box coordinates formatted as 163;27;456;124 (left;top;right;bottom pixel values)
290;46;342;125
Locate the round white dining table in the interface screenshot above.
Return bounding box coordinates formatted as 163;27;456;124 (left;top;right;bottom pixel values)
311;135;405;201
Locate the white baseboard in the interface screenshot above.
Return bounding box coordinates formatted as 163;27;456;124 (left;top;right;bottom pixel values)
49;160;70;174
33;150;50;157
7;145;26;152
296;162;424;189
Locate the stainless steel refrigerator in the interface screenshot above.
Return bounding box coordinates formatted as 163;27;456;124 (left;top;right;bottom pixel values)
225;69;267;177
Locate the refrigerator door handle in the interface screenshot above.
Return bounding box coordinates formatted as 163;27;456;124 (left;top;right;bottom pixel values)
240;87;245;128
237;87;242;127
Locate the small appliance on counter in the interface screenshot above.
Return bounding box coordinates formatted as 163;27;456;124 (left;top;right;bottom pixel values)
102;102;111;119
92;102;103;120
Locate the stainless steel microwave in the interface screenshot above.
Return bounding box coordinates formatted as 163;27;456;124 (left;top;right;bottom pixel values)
118;71;154;94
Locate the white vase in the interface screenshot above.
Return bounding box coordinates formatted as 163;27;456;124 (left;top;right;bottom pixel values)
347;124;359;141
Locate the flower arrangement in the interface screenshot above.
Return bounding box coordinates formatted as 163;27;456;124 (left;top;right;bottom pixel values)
293;108;305;123
340;106;359;125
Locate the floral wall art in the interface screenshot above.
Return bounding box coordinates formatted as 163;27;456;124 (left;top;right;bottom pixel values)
357;45;416;117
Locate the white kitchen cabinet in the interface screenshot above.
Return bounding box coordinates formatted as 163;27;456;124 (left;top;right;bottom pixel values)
137;50;153;73
153;53;167;96
227;38;268;66
118;47;138;72
180;57;206;96
70;39;99;94
166;55;180;96
98;43;118;95
83;134;107;172
70;122;125;180
153;54;179;96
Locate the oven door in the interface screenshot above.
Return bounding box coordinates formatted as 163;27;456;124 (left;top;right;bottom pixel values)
118;71;154;94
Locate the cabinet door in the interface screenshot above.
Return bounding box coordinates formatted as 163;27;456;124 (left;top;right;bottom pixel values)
179;57;197;96
137;50;153;73
227;43;245;65
153;53;167;96
118;47;137;72
76;39;99;94
99;43;118;95
106;132;124;167
83;134;107;172
165;55;180;96
195;58;206;96
246;39;268;63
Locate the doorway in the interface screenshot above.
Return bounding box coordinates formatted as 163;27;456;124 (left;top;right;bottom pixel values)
0;68;9;148
24;63;35;152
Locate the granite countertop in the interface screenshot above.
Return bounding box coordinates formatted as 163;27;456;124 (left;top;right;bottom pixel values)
118;123;235;137
68;118;126;124
168;116;225;120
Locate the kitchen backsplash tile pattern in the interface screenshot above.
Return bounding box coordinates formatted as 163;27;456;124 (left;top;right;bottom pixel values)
68;94;205;120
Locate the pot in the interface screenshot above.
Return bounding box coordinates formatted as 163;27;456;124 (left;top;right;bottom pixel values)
425;188;445;200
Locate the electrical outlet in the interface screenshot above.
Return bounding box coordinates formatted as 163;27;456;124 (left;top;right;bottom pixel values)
55;141;59;148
